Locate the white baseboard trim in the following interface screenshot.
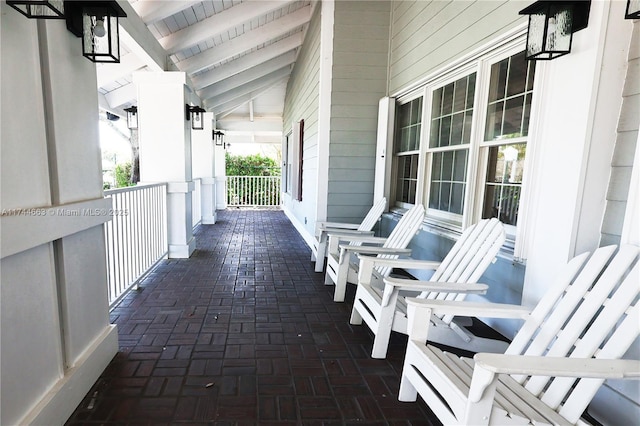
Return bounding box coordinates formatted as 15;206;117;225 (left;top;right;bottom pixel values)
21;325;118;425
281;206;315;250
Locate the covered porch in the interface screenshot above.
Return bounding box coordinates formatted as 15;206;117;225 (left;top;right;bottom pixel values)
65;209;440;424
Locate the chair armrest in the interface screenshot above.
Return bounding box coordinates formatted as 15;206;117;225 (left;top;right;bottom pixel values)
357;255;441;271
406;298;531;320
474;354;640;380
317;221;360;231
339;244;412;257
467;355;640;404
384;277;488;294
320;229;374;237
330;235;388;244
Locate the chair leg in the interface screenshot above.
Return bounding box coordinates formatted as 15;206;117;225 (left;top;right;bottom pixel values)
333;260;350;302
370;300;397;359
398;370;418;402
350;303;363;325
314;240;327;272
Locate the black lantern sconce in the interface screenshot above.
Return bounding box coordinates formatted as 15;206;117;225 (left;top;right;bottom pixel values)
124;106;138;130
7;0;65;18
519;1;591;61
186;105;206;130
213;130;225;146
6;1;126;63
626;0;640;19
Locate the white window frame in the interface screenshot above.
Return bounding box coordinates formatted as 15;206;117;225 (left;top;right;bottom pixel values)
388;31;540;260
392;90;425;209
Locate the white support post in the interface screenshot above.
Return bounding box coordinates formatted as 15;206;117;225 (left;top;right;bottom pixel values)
215;141;227;210
192;112;217;224
134;71;196;258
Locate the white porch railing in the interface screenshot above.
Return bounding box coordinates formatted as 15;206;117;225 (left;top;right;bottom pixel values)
192;178;202;228
226;175;281;207
104;183;168;306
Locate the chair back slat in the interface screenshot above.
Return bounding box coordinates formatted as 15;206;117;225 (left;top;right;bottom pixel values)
525;247;639;394
358;197;387;231
506;248;613;357
499;245;640;424
419;219;505;309
375;205;424;277
558;302;640;423
542;265;639;414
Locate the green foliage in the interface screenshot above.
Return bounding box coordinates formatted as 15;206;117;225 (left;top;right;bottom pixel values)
226;152;280;176
115;162;135;188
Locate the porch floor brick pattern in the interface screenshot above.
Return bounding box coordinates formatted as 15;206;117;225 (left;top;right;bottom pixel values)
66;210;439;425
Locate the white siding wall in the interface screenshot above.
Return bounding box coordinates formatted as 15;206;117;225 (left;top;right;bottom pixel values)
328;0;391;222
389;1;523;94
283;4;321;240
1;8;117;424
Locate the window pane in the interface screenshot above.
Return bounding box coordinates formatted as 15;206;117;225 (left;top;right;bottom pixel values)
453;79;467;113
451;112;464;146
482;144;526;226
431;153;442;180
467;73;476;108
395;154;418;204
429;182;440;209
430;118;441;148
484;53;536;141
396;98;422;153
506;54;527;97
453;150;467;181
451;183;465;214
430;73;476;149
485;101;504;140
503;96;524;137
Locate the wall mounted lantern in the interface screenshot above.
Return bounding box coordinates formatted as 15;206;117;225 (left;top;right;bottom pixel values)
6;1;126;63
626;0;640;19
519;1;591;60
124;106;138;130
185;105;206;130
213;130;225;146
6;0;64;18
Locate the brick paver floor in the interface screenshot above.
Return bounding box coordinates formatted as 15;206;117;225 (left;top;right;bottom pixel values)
66;209;440;425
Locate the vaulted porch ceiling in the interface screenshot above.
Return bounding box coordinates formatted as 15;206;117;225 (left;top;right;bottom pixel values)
98;0;313;134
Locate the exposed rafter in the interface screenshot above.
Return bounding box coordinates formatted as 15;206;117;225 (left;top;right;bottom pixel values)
212;77;289;119
198;53;295;100
160;0;294;55
131;0;200;24
96;54;146;87
190;33;303;91
177;5;311;75
205;67;291;109
104;83;137;109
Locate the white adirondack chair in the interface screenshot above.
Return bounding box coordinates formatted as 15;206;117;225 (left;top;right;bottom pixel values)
398;244;640;426
311;197;387;272
324;204;425;302
350;218;506;359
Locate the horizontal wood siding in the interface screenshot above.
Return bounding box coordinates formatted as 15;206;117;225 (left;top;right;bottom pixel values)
388;0;525;94
328;0;390;222
601;22;640;246
283;4;321;221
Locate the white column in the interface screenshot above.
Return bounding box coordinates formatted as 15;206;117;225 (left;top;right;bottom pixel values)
134;72;196;258
192;112;216;224
215;141;227;210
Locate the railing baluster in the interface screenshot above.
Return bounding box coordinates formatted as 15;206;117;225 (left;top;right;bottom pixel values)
103;183;169;307
225;175;282;208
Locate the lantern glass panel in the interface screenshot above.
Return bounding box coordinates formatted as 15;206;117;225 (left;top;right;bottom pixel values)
627;0;640;19
192;112;204;130
82;11;120;63
7;0;64;18
127;111;138;129
526;3;573;60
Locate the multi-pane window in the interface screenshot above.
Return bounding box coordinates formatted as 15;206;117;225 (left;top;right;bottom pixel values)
481;52;535;228
427;74;476;216
394;97;422;204
389;47;537;254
